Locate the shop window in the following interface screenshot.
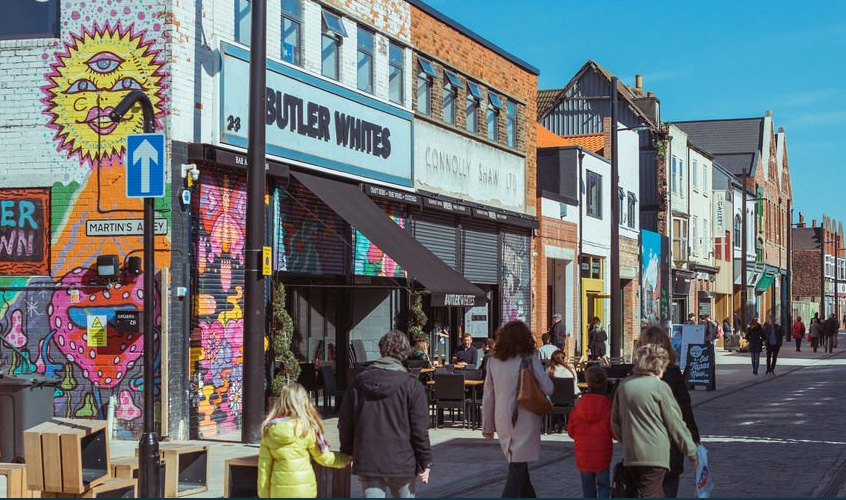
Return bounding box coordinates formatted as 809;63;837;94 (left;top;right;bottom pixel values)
506;100;517;148
281;0;301;65
321;10;347;81
356;26;374;93
235;0;251;46
442;70;462;125
388;42;404;105
416;56;436;115
586;170;602;219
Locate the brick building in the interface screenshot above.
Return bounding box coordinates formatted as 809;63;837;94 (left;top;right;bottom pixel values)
0;0;539;440
792;214;845;322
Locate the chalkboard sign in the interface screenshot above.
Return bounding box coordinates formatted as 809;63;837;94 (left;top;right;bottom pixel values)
685;343;716;391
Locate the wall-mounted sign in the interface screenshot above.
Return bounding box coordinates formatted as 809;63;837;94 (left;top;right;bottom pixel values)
0;188;50;276
422;196;470;216
262;246;272;276
87;314;107;347
714;191;726;235
414;120;526;212
364;184;420;205
114;310;140;334
86;218;168;236
220;43;413;186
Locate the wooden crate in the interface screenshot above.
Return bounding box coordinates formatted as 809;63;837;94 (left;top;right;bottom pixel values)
110;456;169;494
223;455;258;498
1;462;40;498
159;443;208;497
40;478;136;498
315;462;351;498
24;419;110;494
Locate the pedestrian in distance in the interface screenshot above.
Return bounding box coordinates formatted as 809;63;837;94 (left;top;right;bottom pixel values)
809;316;823;353
611;344;697;498
482;320;553;498
588;318;608;362
258;383;352;498
538;333;558;361
479;338;495;379
824;313;838;353
686;313;696;325
339;331;432;498
549;313;568;350
746;316;765;375
792;317;806;352
634;325;701;498
763;314;783;375
568;367;615;498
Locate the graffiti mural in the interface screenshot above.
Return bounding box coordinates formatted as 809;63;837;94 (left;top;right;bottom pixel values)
192;172;246;438
0;189;51;275
353;206;405;277
0;1;170;438
501;232;531;326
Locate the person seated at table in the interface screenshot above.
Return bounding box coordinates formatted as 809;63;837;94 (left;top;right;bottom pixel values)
453;333;478;368
547;349;579;396
479;338;495;377
538;333;557;361
409;338;431;364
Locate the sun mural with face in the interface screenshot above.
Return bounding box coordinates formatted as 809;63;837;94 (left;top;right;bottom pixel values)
42;22;166;165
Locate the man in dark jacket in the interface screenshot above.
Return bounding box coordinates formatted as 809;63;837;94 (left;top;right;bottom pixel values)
763;314;783;375
746;316;765;375
339;331;432;498
549;313;568;349
824;313;839;353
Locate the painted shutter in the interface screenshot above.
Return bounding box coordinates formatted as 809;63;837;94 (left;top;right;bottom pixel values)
501;230;531;327
413;213;458;271
353;200;407;277
463;222;498;284
191;169;247;439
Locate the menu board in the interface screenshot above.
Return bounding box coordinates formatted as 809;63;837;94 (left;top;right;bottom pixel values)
685;343;716;391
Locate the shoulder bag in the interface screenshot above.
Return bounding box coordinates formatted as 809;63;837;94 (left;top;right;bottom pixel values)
516;356;553;417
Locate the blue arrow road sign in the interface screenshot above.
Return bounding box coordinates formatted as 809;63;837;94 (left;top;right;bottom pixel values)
126;133;165;198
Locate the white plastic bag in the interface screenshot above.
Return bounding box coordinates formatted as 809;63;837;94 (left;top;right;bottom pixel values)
695;444;714;498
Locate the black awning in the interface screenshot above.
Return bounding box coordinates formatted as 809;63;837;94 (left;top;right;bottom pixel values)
292;171;486;307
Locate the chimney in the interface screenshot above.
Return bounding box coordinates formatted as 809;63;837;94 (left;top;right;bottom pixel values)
778;126;785;133
635;74;643;90
647;91;654;98
813;219;818;228
798;212;805;228
765;110;773;117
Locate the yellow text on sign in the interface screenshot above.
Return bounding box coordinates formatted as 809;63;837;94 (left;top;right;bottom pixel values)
262;246;272;276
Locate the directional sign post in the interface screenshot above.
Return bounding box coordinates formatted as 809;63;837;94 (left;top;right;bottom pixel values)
126;133;166;198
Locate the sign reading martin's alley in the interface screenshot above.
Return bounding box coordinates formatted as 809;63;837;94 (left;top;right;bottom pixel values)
685;343;716;391
219;43;412;186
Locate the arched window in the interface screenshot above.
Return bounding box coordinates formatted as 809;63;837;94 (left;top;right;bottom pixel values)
734;215;742;248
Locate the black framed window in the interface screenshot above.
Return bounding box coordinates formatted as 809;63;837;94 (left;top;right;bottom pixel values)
506;100;517;148
356;26;374;93
627;192;636;229
416;57;436;115
281;0;301;65
321;10;347;80
734;214;741;248
442;70;462;126
388;42;404;105
586;170;602;219
2;0;60;40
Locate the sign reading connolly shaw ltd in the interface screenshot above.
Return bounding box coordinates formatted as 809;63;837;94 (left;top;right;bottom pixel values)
220;43;413;186
414;120;525;212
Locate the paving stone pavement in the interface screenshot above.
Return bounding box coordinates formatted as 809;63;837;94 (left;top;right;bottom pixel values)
4;333;846;498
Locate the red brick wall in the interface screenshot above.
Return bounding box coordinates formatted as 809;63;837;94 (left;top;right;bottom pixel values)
533;214;578;352
793;249;821;298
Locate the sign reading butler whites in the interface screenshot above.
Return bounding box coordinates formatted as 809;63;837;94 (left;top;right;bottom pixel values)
0;188;50;275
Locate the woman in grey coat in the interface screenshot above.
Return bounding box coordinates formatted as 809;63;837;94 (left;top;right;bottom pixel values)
482;320;554;497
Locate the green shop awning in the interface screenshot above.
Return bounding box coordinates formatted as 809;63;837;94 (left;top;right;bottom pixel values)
756;271;776;292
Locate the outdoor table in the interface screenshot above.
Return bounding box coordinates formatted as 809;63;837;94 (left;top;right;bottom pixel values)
420;368;435;374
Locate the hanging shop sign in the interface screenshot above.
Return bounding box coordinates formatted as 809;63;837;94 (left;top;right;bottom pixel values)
363;183;421;206
414;120;526;212
714;191;726;235
220;43;413;186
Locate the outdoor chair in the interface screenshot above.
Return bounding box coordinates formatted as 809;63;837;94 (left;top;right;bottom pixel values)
318;365;344;414
545;377;576;434
405;359;429;370
431;374;469;429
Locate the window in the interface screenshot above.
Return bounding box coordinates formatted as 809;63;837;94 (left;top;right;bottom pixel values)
559;203;567;219
671;156;678;194
679;160;685;198
506;100;517;148
356;26;374;93
618;187;626;226
281;0;301;65
416;57;436;115
756;238;763;262
627;192;636;229
487;92;503;142
321;10;347;80
388;42;404;105
465;81;482;134
703;219;709;257
734;214;742;248
3;0;60;40
673;218;688;262
703;165;709;193
692;216;699;256
235;0;251;45
442;70;462;125
692;159;698;190
586;170;602;219
580;256;604;280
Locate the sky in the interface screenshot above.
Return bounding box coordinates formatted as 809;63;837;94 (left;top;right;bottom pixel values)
426;0;846;225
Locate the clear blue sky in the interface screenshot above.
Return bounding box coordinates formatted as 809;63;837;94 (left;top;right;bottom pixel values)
427;0;846;225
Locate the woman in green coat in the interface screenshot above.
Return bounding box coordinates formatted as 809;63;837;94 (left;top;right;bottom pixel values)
258;383;351;498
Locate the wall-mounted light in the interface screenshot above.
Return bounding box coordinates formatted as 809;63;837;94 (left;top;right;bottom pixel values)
127;256;142;275
97;255;119;278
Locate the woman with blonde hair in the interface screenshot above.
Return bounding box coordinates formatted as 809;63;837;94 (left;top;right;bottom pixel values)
258;382;351;498
634;325;700;497
611;344;696;498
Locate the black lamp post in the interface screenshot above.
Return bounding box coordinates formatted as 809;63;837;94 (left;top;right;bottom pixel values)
109;90;161;498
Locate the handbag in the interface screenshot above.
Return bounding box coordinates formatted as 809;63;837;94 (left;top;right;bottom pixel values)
611;461;636;498
516;356;552;417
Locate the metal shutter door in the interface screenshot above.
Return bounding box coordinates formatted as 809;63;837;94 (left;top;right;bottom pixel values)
500;231;532;327
191;169;247;439
463;222;498;284
413;214;458;271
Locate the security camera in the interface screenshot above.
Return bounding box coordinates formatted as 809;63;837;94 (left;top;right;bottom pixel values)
180;163;200;181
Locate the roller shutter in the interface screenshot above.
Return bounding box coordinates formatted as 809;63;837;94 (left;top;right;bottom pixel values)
413;213;458;271
191;169;247;439
463;222;498;284
500;230;532;327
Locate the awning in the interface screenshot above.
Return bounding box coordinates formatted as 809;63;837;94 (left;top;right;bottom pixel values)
292;171;486;307
756;270;776;292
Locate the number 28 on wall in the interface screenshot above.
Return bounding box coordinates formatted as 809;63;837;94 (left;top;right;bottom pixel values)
226;115;241;132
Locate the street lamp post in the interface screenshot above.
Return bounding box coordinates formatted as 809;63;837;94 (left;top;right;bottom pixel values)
609;77;621;359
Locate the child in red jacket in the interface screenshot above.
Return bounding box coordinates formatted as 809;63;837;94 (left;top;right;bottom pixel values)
567;366;615;498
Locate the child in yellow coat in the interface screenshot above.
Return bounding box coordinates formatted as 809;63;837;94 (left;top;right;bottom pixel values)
258;382;351;498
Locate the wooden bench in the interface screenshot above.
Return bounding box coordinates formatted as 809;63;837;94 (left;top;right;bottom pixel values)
24;419;110;495
159;443;208;497
222;453;351;498
1;462;40;498
40;478;136;498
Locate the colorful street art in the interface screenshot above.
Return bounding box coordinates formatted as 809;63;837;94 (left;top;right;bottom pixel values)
192;172;246;438
641;229;669;323
501;232;531;326
0;189;51;275
0;1;170;438
353;206;405;277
